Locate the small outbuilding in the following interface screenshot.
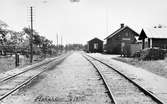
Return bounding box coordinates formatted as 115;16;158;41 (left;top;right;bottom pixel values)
139;28;167;49
87;38;103;53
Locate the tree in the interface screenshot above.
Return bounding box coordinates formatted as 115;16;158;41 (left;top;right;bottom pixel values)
7;30;25;53
22;27;56;57
40;37;52;57
65;44;84;51
33;34;42;45
0;24;9;55
23;27;42;46
23;27;31;36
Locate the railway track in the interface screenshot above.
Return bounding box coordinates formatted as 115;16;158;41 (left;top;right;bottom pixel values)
82;54;164;104
0;53;69;82
0;53;70;101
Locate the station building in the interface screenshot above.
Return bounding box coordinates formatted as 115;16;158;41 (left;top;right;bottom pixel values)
104;24;139;54
87;38;103;53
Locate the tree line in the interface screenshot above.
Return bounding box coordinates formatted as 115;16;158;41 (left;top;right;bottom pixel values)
0;23;85;58
0;24;57;57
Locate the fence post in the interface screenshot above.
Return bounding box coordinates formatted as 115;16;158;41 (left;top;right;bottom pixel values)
15;53;19;67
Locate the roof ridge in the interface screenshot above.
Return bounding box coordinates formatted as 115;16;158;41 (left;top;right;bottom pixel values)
88;37;103;42
105;26;128;40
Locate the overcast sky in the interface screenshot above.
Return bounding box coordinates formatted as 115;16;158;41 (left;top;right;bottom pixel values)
0;0;167;45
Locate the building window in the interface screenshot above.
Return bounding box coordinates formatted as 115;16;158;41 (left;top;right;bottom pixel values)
94;43;98;49
125;32;129;37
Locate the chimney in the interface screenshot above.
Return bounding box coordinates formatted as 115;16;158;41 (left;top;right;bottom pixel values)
121;23;124;28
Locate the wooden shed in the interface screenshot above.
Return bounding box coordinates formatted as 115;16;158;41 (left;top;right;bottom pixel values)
87;38;103;53
139;28;167;49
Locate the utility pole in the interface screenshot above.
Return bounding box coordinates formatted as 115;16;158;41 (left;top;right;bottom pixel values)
57;33;58;49
61;36;63;51
30;6;33;64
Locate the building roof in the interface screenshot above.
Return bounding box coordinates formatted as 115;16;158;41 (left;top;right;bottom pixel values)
142;28;167;39
105;26;139;40
88;37;103;42
138;29;147;40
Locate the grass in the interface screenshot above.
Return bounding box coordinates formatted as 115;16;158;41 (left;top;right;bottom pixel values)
0;55;44;74
0;56;15;73
113;57;167;78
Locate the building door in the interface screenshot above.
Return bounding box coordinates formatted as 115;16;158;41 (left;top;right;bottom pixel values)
121;42;125;49
121;42;125;55
94;43;98;50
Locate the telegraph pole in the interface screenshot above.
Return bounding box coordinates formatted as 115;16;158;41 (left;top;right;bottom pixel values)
61;36;63;50
57;33;58;49
30;6;33;64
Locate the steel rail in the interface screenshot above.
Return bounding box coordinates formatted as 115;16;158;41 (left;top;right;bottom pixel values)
82;55;117;104
0;53;70;101
0;68;46;100
85;54;165;104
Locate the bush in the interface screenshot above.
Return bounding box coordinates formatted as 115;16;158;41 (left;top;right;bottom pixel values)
133;48;167;60
133;51;141;58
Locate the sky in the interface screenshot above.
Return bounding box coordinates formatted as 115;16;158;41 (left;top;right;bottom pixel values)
0;0;167;45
